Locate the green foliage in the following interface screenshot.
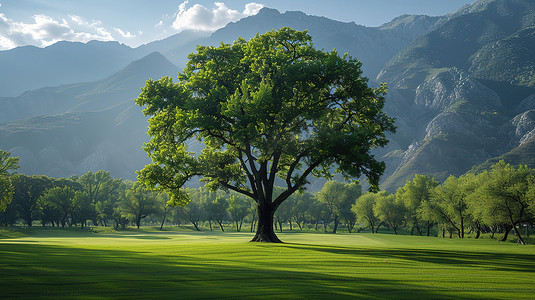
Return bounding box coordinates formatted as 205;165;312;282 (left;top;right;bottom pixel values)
0;150;19;212
468;161;534;244
373;192;404;235
396;174;439;236
317;181;362;233
135;27;395;240
0;176;14;212
0;149;20;176
120;183;160;229
39;186;77;228
352;192;381;233
430;174;476;238
11;174;54;226
228;195;249;232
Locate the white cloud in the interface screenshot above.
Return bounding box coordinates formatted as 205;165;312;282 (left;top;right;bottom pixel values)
171;1;264;32
0;13;136;50
114;27;135;38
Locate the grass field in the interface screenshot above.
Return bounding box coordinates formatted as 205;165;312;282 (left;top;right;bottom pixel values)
1;227;534;299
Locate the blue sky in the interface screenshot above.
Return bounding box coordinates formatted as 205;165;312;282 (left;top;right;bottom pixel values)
0;0;477;50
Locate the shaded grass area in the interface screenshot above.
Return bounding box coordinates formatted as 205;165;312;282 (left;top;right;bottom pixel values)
1;229;535;299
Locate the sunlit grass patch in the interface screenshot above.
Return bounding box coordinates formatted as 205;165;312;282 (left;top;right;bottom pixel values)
1;228;534;299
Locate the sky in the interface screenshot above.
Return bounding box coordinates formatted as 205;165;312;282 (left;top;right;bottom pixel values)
0;0;477;51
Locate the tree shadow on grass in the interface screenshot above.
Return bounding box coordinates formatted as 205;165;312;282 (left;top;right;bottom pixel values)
283;243;535;273
0;243;485;299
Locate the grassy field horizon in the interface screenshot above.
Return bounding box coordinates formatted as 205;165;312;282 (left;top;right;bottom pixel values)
1;227;534;299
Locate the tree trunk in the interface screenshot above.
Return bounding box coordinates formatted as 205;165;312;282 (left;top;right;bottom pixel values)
217;220;225;232
375;222;382;234
460;217;464;239
159;213;167;231
289;220;293;231
426;221;430;236
250;204;282;243
500;224;513;242
332;215;339;234
475;222;481;239
208;220;213;231
296;219;302;230
512;223;526;245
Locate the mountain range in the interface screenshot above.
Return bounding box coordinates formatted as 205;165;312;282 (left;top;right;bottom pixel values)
1;0;534;192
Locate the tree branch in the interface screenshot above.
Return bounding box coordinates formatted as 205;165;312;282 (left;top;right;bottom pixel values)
219;181;255;200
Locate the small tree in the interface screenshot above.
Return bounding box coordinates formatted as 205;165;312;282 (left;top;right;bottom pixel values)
72;191;93;229
120;183;159;229
39;186;76;228
12;175;54;226
353;192;380;233
430;175;474;238
373;192;404;235
396;174;438;236
0;150;19;212
228;195;249;232
207;195;229;231
178;190;205;231
469;161;533;245
317;181;361;233
136;27;395;242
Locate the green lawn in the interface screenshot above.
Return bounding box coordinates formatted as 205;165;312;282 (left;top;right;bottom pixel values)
1;228;534;299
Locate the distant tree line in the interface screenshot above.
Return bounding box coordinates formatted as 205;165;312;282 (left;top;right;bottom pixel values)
1;148;534;244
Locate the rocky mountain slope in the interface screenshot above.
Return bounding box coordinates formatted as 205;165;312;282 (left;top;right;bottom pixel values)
377;0;535;190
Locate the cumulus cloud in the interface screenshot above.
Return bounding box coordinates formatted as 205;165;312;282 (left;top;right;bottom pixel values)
114;27;135;38
171;1;263;32
0;13;134;50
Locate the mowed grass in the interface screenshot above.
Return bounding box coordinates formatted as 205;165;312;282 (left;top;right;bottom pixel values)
1;228;535;299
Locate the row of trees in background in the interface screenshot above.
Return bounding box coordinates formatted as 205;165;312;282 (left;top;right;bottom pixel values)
380;161;535;245
1;148;534;244
0;170;163;230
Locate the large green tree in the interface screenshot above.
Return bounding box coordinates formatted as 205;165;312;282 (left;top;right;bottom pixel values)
136;27;395;242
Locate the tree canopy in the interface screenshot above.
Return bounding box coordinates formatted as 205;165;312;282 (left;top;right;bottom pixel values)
0;150;20;212
135;27;395;242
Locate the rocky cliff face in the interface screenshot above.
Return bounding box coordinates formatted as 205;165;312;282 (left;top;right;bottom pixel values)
376;0;535;190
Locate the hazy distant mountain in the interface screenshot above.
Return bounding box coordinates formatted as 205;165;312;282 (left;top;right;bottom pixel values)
0;52;177;122
0;52;178;179
0;41;142;97
0;104;149;179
